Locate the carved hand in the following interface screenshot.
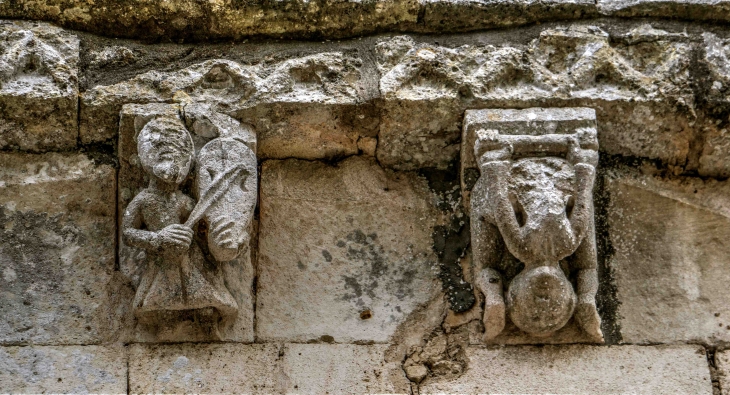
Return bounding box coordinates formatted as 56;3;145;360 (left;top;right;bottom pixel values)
567;136;599;167
156;224;194;250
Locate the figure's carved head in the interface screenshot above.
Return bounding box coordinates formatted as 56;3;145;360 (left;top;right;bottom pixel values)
137;117;194;185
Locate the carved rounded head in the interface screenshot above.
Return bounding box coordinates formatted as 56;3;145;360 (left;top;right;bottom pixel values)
137;117;194;185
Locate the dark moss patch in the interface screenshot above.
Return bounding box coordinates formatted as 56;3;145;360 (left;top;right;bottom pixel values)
433;218;475;313
593;155;624;345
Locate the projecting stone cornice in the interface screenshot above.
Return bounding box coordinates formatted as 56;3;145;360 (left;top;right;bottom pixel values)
2;0;730;41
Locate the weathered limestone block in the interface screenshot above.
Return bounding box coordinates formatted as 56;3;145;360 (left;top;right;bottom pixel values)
0;21;78;151
0;345;126;393
129;343;410;393
81;52;378;159
0;0;420;41
464;108;603;345
282;344;410;394
607;171;730;344
0;153;125;345
129;343;281;394
118;103;256;343
419;345;712;394
599;0;730;22
257;156;443;343
697;33;730;177
420;0;597;33
376;25;693;169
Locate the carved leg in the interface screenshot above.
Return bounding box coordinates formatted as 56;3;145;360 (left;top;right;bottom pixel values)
475;267;506;341
572;215;604;343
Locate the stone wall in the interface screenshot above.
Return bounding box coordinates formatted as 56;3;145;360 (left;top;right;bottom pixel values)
1;6;730;394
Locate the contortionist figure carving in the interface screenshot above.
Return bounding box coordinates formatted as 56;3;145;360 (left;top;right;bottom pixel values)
471;125;603;342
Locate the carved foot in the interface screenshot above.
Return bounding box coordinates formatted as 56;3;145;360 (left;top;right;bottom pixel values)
475;267;506;341
575;300;604;342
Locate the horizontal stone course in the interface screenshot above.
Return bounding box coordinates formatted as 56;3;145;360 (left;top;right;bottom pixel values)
0;345;127;393
4;0;730;40
420;345;712;394
129;343;409;394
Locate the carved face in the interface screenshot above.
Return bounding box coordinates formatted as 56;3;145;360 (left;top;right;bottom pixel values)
510;158;578;264
137;118;194;185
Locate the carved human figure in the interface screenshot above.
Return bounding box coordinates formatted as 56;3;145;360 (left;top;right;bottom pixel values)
122;116;238;323
470;127;603;342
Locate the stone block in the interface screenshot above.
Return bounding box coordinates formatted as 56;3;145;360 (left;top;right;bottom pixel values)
129;343;281;394
129;343;410;394
0;21;79;151
0;153;126;345
376;25;694;170
282;344;410;394
80;52;378;156
421;0;597;32
257;156;443;343
599;0;730;22
0;345;126;393
606;172;730;344
420;345;712;394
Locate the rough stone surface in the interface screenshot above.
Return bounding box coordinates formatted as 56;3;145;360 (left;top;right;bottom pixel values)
282;344;410;394
0;153;126;345
129;343;281;394
257;156;443;343
129;343;409;394
420;345;712;394
6;0;730;41
376;25;693;170
0;20;79;151
0;345;126;393
599;0;730;23
606;171;730;345
717;350;730;395
81;52;378;152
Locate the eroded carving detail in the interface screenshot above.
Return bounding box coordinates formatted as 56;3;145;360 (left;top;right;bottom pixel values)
466;108;603;343
121;103;257;338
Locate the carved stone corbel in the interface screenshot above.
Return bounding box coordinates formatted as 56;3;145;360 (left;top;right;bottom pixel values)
462;108;603;344
118;102;257;341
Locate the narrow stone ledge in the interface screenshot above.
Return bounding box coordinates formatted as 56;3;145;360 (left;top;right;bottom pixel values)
419;345;712;394
0;345;127;393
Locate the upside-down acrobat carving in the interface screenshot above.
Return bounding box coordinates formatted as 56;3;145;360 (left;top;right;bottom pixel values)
469;110;603;342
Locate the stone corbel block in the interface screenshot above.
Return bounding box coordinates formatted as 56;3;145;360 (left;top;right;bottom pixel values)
118;102;257;343
463;107;603;345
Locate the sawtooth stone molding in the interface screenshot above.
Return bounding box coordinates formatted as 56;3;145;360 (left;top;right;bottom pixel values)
464;108;602;345
0;21;78;152
120;102;257;342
